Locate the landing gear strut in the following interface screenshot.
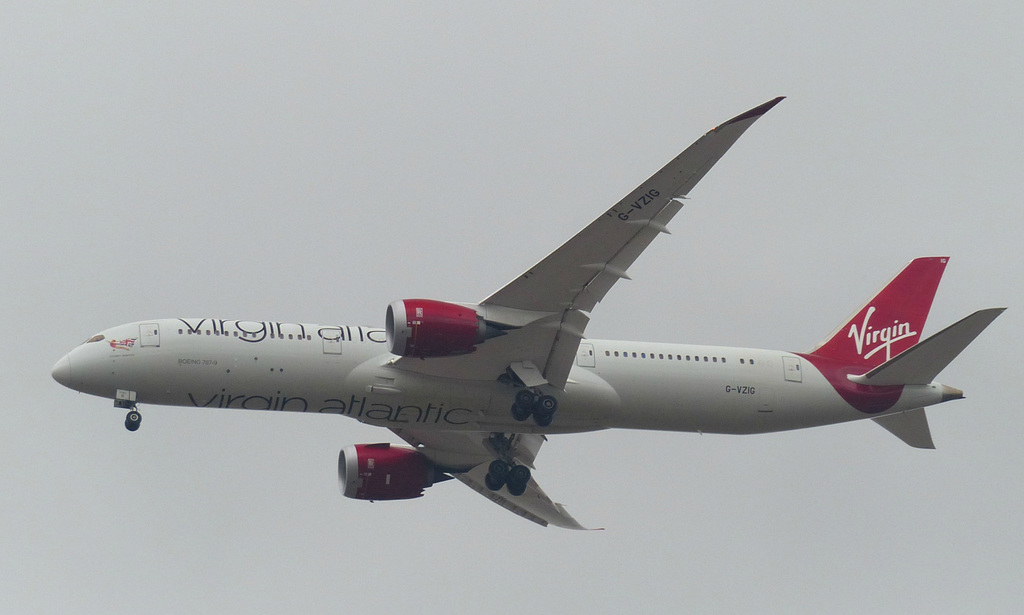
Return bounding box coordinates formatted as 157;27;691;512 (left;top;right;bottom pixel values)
509;388;558;426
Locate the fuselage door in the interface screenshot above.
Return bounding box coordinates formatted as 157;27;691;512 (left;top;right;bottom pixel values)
140;323;160;347
321;327;343;355
576;342;596;368
782;356;802;382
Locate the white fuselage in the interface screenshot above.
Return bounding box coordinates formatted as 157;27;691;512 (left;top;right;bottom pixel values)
55;318;950;436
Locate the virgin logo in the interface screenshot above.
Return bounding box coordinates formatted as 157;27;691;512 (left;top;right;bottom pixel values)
848;306;916;362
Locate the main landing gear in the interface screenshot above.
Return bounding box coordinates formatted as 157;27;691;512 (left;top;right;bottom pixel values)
483;432;531;496
484;459;531;496
510;388;558;426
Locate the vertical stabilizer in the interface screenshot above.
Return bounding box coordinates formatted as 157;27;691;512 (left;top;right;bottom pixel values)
809;257;948;368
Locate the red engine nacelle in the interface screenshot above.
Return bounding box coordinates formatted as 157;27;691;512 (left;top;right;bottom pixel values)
386;299;489;358
338;443;439;501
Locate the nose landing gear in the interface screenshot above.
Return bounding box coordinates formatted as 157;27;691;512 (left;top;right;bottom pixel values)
115;389;141;432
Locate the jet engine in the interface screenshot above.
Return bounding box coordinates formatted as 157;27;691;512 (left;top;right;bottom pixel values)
338;443;446;501
386;299;504;358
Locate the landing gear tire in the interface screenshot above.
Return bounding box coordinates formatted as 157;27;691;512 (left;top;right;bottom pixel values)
507;480;527;497
488;459;510;481
510;388;559;425
124;410;142;432
510;403;532;422
536;395;557;413
485;459;510;490
507;464;531;496
515;389;537;408
485;459;530;496
533;411;554;427
530;394;557;426
484;472;505;491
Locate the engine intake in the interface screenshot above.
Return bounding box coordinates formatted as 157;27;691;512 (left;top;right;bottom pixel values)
386;299;504;358
338;443;442;501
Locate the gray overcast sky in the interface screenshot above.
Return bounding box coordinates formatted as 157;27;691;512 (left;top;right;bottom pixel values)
3;2;1023;613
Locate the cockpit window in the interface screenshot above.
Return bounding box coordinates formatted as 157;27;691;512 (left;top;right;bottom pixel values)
85;334;105;344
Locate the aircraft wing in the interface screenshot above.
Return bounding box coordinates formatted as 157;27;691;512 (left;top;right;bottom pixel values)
483;96;785;315
391;427;592;529
390;98;783;389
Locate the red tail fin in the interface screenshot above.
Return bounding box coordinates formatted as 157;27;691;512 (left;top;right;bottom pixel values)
809;257;949;368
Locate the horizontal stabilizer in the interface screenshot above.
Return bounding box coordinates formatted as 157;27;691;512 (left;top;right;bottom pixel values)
849;308;1005;386
873;408;935;449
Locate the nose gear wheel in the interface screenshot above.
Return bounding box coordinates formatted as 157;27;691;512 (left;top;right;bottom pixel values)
124;409;142;432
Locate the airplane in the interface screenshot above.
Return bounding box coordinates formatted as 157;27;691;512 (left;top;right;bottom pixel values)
51;97;1004;529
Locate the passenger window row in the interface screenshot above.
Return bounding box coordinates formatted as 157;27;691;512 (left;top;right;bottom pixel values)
603;349;755;365
178;329;313;341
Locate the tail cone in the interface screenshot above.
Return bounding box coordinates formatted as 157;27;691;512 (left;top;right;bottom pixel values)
941;385;964;402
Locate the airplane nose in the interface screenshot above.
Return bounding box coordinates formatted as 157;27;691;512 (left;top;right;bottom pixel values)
51;355;72;388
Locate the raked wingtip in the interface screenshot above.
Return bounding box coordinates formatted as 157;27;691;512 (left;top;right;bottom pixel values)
716;96;785;129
